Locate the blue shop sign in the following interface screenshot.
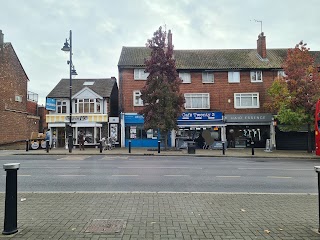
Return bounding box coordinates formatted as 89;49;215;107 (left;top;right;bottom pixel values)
178;112;223;121
124;114;144;124
45;98;56;111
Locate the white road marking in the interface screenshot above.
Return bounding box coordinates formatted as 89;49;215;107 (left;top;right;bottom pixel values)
118;167;202;169
238;168;312;171
57;156;89;161
163;175;189;177
24;167;81;169
216;176;241;178
112;175;139;177
57;175;86;177
267;176;292;179
101;156;129;160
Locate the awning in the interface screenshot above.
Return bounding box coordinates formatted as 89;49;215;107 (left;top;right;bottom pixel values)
177;121;226;128
48;123;66;127
72;122;102;127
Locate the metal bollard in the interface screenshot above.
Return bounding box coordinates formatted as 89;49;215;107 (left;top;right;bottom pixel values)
315;166;320;233
251;141;255;155
25;140;29;152
222;142;225;155
129;140;131;153
46;140;50;153
99;141;102;153
158;141;161;153
2;163;20;235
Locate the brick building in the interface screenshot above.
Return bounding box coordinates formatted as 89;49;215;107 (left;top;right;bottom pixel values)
0;30;40;149
118;31;320;149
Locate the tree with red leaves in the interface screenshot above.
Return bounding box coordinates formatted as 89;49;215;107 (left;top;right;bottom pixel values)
266;41;320;152
139;26;184;149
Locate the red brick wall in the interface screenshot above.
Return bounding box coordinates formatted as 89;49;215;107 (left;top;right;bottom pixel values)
120;68;276;114
0;43;29;144
27;100;38;115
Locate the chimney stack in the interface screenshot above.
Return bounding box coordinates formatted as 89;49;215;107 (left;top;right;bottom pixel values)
257;32;266;59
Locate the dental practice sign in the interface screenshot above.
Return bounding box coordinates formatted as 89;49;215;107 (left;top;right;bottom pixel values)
178;112;223;121
45;98;56;111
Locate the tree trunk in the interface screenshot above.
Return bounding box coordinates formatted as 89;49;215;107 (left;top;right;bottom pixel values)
164;131;168;151
307;123;312;153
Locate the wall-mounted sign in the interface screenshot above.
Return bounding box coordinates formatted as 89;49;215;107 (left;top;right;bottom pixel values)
178;112;223;121
45;98;56;111
65;116;88;122
224;113;273;123
109;117;119;123
124;114;144;124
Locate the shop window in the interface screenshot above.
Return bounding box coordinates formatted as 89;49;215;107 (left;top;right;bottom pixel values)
125;125;157;139
77;127;94;143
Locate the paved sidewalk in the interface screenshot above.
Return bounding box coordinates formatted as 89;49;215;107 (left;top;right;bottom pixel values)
3;147;320;159
0;192;319;239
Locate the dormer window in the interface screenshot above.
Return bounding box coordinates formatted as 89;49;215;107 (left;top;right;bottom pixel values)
83;81;94;86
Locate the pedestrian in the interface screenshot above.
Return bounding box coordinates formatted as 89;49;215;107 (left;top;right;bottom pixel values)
78;130;85;150
45;129;52;150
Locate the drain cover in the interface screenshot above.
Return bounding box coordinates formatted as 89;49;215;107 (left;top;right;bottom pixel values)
84;219;126;234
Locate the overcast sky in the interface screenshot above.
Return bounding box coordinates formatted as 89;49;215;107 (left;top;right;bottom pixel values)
1;0;320;105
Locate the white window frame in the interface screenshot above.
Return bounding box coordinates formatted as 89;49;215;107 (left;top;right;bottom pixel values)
184;93;210;109
179;72;191;83
134;69;149;80
75;98;102;113
234;93;259;109
202;72;214;83
133;91;143;106
56;100;67;113
277;70;287;78
228;71;240;83
250;71;263;82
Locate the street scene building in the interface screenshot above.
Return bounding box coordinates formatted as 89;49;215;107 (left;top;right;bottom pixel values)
118;31;320;149
46;78;118;148
0;30;41;149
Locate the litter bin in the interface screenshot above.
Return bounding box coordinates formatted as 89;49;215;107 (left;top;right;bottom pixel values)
187;142;196;154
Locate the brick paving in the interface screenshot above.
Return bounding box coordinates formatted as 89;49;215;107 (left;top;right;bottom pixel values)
0;192;319;239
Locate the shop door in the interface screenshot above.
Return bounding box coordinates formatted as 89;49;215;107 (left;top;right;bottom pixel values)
57;127;66;148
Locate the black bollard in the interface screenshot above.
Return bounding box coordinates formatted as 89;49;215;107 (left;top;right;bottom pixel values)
251;141;255;155
158;141;161;153
99;141;102;153
222;142;225;155
25;140;29;152
46;140;49;153
315;166;320;233
2;163;20;235
129;140;131;153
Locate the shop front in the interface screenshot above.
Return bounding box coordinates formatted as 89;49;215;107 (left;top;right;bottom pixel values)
224;113;274;148
176;112;225;149
47;114;108;148
121;113;160;148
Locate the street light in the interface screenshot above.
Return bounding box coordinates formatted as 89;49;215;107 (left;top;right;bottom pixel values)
61;30;77;153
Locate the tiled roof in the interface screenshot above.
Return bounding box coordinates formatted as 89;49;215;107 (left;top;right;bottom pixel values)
118;47;320;70
47;78;117;98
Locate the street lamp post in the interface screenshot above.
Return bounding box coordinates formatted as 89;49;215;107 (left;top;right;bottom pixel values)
61;30;77;153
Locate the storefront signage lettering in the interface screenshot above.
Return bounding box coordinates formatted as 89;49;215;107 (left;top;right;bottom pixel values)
65;116;88;122
224;114;273;123
178;112;223;121
124;114;144;124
